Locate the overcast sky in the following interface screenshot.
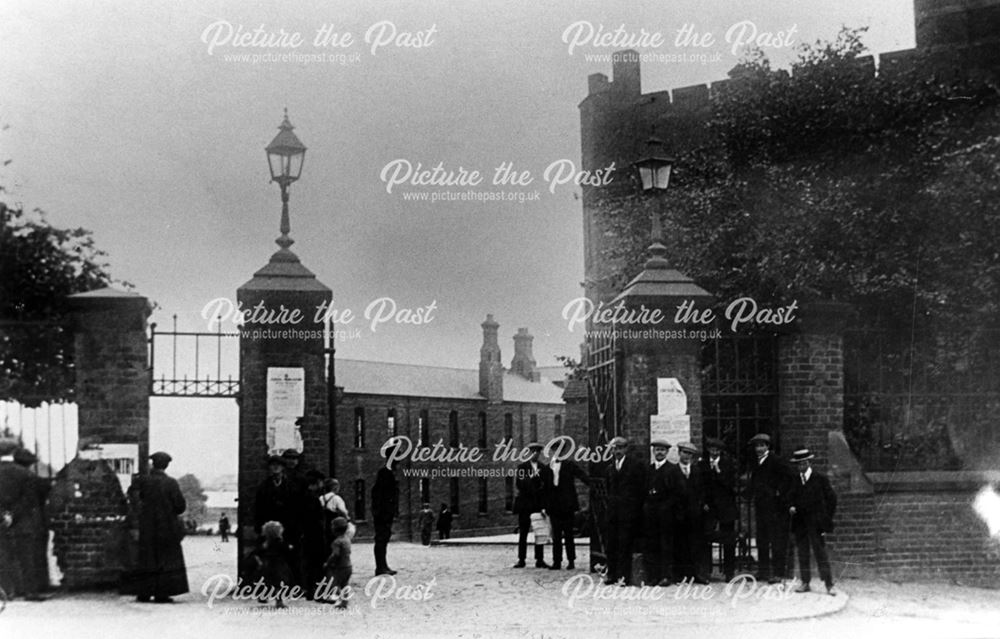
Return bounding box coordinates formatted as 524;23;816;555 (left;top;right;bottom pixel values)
1;0;914;481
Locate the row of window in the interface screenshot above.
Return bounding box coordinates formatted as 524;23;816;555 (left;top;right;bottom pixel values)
352;407;562;448
350;476;516;520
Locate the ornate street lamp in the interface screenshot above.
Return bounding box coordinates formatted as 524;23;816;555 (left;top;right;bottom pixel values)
633;136;674;193
265;109;307;249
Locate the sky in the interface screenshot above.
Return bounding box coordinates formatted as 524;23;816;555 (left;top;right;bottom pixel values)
0;0;914;481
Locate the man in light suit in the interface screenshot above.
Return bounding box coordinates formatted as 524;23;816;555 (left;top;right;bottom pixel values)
544;440;590;570
603;436;646;585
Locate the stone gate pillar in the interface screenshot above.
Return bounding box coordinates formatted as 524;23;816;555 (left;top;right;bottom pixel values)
777;300;853;471
609;241;712;456
237;245;331;561
68;287;152;473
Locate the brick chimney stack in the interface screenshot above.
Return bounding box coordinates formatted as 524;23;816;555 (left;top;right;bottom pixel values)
479;314;504;402
511;328;540;382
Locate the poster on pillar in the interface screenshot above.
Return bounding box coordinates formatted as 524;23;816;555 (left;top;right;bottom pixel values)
657;378;687;416
652;378;690;463
266;367;305;455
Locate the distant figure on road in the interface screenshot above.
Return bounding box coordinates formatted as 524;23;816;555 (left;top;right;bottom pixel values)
125;451;189;603
218;514;230;542
436;504;453;541
418;503;435;546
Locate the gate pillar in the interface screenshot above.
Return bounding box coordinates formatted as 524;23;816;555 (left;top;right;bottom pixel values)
609;241;712;456
68;287;152;473
237;245;331;562
777;301;853;471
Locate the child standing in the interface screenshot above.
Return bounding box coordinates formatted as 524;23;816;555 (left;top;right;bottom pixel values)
322;517;353;609
248;520;294;608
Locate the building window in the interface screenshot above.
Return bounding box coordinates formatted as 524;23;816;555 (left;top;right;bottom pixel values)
419;409;429;445
554;414;562;436
387;408;396;439
449;410;459;448
354;479;366;520
478;412;487;449
504;413;513;445
450;478;460;515
478;478;488;515
354;407;365;448
420;478;430;504
504;477;514;512
530;414;538;442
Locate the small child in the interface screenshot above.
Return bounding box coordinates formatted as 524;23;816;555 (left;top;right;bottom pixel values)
322;517;353;609
247;520;295;608
418;502;435;546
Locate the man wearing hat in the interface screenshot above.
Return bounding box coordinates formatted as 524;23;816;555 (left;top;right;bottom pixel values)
254;453;306;586
748;433;794;584
0;437;44;600
642;439;678;586
125;451;189;603
603;436;646;585
787;449;837;594
699;437;738;581
14;448;51;597
371;437;402;576
544;438;590;570
513;442;552;568
670;441;710;584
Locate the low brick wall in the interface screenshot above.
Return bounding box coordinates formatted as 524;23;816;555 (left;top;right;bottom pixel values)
830;471;1000;588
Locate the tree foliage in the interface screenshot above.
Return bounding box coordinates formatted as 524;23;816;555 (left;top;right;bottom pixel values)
177;473;208;524
0;203;115;406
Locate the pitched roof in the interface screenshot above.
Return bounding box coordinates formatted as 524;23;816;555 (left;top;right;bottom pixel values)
335;359;564;405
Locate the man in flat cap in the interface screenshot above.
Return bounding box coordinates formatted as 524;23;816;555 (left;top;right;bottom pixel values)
699;437;738;581
603;436;646;585
254;453;305;586
372;437;402;576
787;449;837;594
14;448;51;597
125;451;189;602
669;442;710;584
748;433;794;584
544;438;590;570
513;442;552;568
643;439;678;586
0;438;45;600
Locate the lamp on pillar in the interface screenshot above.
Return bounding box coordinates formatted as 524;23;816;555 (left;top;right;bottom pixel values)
634;136;674;194
265;109;307;250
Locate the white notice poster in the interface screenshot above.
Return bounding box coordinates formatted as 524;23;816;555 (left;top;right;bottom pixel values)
266;367;305;454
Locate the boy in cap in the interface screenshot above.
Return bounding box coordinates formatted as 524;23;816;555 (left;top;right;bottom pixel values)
787;449;837;594
748;433;794;584
322;517;353;608
513;442;552;568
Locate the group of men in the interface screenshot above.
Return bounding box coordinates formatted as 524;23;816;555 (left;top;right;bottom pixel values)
512;433;838;595
0;438;51;601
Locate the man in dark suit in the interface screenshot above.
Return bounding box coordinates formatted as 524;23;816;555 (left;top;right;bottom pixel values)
787;448;837;594
670;441;710;584
513;442;552;568
700;437;738;581
0;438;45;601
642;439;678;586
544;440;590;570
371;438;402;576
603;436;646;585
748;433;794;583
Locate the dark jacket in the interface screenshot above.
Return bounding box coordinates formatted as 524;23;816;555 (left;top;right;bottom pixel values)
605;455;646;522
545;459;590;516
254;473;304;540
699;454;738;523
749;453;794;514
0;461;37;537
514;460;551;514
668;462;706;522
125;469;189;598
788;469;837;533
371;466;399;524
